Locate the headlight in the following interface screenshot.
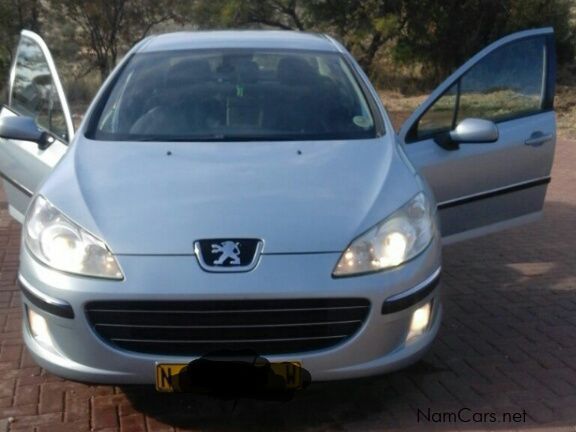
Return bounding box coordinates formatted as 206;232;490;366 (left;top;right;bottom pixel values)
24;196;123;279
333;192;435;277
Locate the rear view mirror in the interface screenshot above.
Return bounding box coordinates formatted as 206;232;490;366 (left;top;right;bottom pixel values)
0;116;54;150
450;118;499;143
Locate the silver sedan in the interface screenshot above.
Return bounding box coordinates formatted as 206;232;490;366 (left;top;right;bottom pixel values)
0;28;556;390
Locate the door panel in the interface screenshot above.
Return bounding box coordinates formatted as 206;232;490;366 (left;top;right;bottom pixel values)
399;28;555;244
0;107;68;222
0;30;73;222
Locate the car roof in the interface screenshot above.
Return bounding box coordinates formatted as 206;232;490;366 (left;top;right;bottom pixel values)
138;30;339;53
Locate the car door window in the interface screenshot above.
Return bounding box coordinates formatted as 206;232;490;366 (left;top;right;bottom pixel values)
10;36;69;142
416;82;458;137
413;37;547;141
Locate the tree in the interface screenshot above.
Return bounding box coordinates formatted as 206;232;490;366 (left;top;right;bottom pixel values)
394;0;574;85
50;0;182;82
192;0;308;31
308;0;405;73
0;0;43;96
192;0;406;76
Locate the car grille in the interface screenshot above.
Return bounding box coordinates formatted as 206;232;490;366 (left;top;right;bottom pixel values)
85;298;370;356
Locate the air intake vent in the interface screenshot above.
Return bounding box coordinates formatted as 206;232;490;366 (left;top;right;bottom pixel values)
85;298;370;356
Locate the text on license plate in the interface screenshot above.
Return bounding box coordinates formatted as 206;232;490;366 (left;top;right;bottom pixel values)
155;361;303;392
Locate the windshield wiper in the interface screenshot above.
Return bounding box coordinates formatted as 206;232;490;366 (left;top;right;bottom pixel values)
131;134;225;142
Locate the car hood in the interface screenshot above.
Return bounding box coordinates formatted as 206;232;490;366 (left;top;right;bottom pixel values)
42;137;419;255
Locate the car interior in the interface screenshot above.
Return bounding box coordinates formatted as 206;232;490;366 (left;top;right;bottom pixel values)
98;51;375;140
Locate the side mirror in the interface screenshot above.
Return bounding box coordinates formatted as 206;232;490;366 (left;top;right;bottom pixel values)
0;116;54;150
450;118;499;143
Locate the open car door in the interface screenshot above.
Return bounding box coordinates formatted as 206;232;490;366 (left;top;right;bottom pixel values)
0;30;74;222
399;28;555;244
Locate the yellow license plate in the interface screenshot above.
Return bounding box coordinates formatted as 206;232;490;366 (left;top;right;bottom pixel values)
155;361;303;392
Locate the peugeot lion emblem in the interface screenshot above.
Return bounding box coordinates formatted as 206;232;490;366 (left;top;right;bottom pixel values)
195;238;263;272
211;241;241;265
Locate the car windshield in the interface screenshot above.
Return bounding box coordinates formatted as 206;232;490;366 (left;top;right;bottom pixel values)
89;49;378;141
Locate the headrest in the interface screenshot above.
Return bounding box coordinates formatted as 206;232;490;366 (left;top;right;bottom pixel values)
277;57;318;86
167;59;211;87
236;60;259;84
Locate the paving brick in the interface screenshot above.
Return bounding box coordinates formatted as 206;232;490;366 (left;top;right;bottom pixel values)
0;345;21;365
63;389;90;423
0;379;14;399
8;412;62;429
39;383;65;414
91;395;119;430
521;401;558;423
36;421;91;432
13;384;39;407
0;403;37;417
119;413;146;432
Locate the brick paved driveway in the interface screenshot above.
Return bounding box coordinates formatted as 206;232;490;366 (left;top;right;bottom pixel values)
0;139;575;432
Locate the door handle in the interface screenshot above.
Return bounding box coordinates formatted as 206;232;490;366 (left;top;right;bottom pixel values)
525;131;553;147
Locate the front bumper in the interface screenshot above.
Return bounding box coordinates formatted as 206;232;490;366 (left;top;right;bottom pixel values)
19;241;442;384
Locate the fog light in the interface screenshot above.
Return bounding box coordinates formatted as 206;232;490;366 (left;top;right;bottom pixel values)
28;309;53;347
407;302;431;341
